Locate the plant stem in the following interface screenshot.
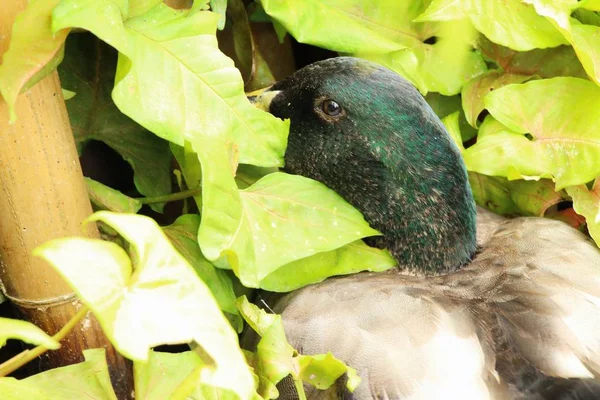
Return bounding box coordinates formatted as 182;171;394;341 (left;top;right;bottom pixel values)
0;306;89;377
137;187;202;205
294;376;308;400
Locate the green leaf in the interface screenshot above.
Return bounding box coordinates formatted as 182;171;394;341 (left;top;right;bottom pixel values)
424;93;477;141
128;0;163;17
469;172;566;217
298;353;360;392
210;0;228;30
163;214;241;325
259;0;410;55
61;88;76;99
579;0;600;10
0;349;117;400
259;240;396;292
566;179;600;246
508;179;566;216
414;0;463;22
469;172;518;215
441;111;464;152
85;178;142;213
524;0;600;84
411;19;486;95
476;36;587;79
0;318;59;349
260;0;485;94
34;212;255;399
237;297;360;397
196;138;379;287
463;0;567;51
464;78;600;189
0;0;69;122
461;71;534;128
59;34;172;212
52;0;289;168
134;350;206;400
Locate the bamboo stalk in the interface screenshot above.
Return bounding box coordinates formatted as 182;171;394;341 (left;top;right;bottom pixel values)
0;1;132;398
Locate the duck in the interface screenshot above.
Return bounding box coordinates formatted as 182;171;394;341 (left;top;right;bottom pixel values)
246;57;600;400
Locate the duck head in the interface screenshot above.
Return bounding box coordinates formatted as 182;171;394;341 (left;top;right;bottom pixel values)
252;57;477;275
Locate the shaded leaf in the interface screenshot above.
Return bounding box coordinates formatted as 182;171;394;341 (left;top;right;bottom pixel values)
469;172;518;216
464;78;600;189
216;0;253;82
424;93;477;141
509;179;566;216
461;71;534;128
34;212;255;399
85;177;142;213
170;142;203;208
0;318;59;349
463;0;567;51
163;214;241;328
469;172;566;217
59;34;171;212
259;241;396;292
0;349;117;400
573;8;600;26
52;0;289;167
566;179;600;246
0;0;69;122
546;207;588;231
235;165;278;190
476;36;587;79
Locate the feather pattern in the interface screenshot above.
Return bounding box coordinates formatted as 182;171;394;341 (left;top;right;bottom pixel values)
255;209;600;399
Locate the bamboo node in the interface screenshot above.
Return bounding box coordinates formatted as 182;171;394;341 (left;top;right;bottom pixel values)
0;280;78;309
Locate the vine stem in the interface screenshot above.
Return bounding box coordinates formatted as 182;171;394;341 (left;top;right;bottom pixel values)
0;306;90;377
294;376;308;400
137;187;202;205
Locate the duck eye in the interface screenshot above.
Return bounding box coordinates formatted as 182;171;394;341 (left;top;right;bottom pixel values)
321;99;342;116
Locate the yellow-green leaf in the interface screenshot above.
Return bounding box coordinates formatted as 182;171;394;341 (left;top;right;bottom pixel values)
0;318;59;350
85;178;142;214
464;78;600;189
195;138;380;288
463;0;567;51
0;0;69;122
34;212;255;399
52;0;288;167
0;349;116;400
461;71;534;128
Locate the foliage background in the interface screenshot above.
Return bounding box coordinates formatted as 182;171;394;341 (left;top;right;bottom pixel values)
1;0;600;399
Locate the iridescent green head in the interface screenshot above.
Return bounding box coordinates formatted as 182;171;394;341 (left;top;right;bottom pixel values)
255;57;477;274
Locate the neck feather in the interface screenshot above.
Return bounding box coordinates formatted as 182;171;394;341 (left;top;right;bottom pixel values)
336;109;477;274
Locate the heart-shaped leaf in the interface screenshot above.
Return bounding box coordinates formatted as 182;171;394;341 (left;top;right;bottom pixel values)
34;212;255;399
52;0;288;167
464;78;600;189
0;349;116;400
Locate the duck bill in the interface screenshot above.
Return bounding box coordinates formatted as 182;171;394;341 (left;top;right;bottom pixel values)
247;86;281;112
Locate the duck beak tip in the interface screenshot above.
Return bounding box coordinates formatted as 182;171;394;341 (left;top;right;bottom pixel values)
247;86;281;112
